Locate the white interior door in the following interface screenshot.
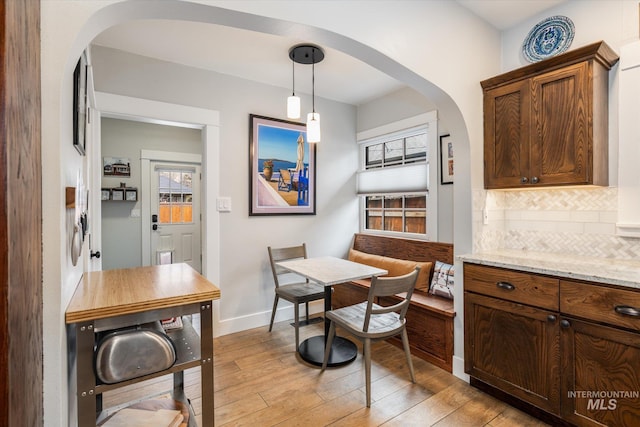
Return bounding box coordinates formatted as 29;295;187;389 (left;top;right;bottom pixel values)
149;162;202;272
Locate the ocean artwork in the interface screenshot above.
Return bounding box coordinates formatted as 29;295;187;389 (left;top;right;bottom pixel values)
250;115;316;215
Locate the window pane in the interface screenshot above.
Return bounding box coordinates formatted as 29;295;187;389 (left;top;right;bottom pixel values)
405;214;426;234
405;194;426;208
365;143;383;168
384;196;403;209
405;134;427;161
157;169;194;224
384;139;403;165
366;196;382;208
384;209;403;232
366;210;383;230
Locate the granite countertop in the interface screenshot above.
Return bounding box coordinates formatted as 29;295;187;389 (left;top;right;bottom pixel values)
458;250;640;290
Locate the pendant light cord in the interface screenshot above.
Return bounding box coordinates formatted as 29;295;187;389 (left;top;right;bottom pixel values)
312;49;316;116
292;59;296;96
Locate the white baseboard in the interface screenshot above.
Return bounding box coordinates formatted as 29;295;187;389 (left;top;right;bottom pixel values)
452;355;469;382
214;300;323;337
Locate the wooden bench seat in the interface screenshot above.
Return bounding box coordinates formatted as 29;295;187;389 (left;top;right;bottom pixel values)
332;234;455;372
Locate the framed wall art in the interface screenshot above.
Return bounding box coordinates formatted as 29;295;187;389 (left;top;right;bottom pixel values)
73;50;88;156
249;114;316;215
440;134;454;185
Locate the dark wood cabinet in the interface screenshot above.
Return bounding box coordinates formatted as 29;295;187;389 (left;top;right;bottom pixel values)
464;265;560;414
482;41;618;189
464;262;640;426
561;318;640;427
560;279;640;426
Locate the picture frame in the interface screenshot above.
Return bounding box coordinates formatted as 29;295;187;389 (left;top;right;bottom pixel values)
73;50;87;156
440;134;454;185
101;189;110;201
249;114;316;215
111;188;124;201
125;189;138;201
103;156;131;177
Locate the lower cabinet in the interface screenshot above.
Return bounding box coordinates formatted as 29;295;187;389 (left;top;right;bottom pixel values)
464;263;640;426
465;292;560;414
561;317;640;426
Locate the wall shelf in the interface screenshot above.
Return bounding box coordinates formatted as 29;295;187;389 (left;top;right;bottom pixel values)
102;187;137;202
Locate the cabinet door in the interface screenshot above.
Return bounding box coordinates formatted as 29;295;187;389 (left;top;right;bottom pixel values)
484;80;531;189
465;292;560;414
561;318;640;427
531;62;590;185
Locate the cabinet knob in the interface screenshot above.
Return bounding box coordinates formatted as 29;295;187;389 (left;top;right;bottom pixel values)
531;176;539;184
560;319;571;328
547;314;557;322
521;176;528;184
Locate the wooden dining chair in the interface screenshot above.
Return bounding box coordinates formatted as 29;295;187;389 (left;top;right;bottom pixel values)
321;267;420;407
268;243;325;350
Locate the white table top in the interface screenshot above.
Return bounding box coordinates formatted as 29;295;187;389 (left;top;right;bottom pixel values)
276;256;388;286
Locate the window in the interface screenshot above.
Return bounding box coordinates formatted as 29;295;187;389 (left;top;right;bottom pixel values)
364;133;427;169
364;194;427;234
357;112;438;240
158;169;194;224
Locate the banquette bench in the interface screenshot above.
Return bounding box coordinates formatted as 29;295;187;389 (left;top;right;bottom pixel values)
332;233;455;372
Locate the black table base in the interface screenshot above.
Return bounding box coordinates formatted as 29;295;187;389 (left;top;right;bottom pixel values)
298;335;358;367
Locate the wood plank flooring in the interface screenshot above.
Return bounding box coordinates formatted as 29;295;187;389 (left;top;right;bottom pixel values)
101;316;549;426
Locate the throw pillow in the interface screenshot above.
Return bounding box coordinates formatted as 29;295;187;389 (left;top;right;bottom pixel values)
429;261;454;299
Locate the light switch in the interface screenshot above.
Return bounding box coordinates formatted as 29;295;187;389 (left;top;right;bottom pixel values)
217;197;232;212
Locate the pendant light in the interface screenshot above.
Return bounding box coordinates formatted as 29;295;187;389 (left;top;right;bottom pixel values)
289;44;324;143
287;60;300;119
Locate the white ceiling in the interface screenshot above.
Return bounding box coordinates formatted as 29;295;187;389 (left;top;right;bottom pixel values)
91;1;567;106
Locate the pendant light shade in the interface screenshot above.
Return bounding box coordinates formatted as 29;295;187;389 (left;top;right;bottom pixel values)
287;60;300;119
287;95;300;119
306;112;321;143
288;44;324;143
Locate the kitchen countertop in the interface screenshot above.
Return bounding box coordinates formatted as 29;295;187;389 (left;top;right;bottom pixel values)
459;250;640;290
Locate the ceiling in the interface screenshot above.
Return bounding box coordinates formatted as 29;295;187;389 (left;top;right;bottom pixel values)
91;1;567;106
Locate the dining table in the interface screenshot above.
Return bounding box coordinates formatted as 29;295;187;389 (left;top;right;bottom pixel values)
276;256;387;366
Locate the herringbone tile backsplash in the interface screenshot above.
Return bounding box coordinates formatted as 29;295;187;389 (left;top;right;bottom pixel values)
473;187;640;259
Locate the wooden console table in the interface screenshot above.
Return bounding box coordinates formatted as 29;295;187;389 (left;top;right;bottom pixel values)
65;263;220;426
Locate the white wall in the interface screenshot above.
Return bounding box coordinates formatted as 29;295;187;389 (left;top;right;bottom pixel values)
41;1;502;425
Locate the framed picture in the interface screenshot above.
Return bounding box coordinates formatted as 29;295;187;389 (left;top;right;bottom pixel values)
103;157;131;177
249;114;316;215
440;134;454;185
125;189;138;201
101;189;110;201
111;188;124;201
73;50;87;156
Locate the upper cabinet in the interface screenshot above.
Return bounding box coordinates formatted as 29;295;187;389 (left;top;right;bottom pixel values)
482;41;619;189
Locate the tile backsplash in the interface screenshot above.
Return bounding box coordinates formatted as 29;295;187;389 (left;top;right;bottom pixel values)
473;187;640;259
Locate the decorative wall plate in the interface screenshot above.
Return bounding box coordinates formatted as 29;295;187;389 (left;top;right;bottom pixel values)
522;15;575;62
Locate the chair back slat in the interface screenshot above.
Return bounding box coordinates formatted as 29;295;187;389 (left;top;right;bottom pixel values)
268;244;308;287
363;267;419;332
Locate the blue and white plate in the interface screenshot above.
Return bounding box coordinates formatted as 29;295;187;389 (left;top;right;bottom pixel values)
522;16;575;63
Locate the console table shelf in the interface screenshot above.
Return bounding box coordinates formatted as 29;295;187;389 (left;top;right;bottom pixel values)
66;263;220;427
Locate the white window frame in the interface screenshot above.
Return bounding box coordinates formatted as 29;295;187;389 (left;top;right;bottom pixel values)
356;112;438;241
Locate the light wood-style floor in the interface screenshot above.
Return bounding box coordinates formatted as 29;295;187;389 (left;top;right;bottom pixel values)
102;316;550;426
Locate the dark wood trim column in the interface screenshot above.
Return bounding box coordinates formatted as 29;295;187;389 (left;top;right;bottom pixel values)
0;0;43;425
